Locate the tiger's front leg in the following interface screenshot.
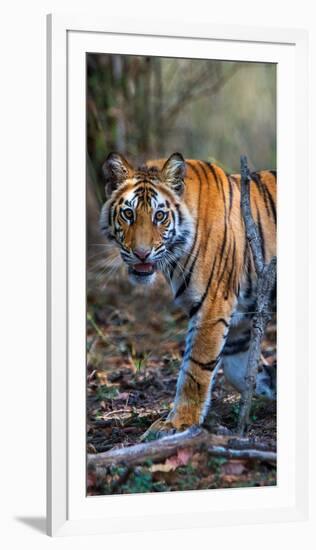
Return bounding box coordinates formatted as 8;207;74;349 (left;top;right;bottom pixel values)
144;296;235;437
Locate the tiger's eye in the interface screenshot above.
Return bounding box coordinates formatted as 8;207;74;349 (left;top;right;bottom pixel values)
154;210;165;222
123;208;134;220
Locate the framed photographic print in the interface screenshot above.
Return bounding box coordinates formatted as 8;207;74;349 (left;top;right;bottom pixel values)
47;13;309;536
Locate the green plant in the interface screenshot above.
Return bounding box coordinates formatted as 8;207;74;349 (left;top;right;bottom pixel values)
95;385;119;400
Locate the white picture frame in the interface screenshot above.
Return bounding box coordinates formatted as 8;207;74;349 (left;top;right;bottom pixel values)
47;13;309;537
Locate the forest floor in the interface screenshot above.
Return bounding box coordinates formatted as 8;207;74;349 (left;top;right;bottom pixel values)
86;256;276;496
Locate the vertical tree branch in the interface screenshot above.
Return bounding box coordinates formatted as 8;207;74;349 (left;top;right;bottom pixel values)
237;156;277;435
240;156;265;274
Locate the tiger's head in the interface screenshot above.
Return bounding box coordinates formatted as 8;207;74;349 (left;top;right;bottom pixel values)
100;152;193;285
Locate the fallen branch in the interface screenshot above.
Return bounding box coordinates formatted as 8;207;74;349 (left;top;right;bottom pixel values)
87;427;276;468
205;446;276;463
238;155;277;435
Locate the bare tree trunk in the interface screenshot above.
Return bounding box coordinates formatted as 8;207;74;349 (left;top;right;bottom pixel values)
112;55;126;152
153;57;164;155
237;155;277;435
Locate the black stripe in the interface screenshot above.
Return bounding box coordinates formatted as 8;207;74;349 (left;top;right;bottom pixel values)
133;187;144;195
264;183;277;225
199;161;209;178
218;171;228;220
174;254;198;299
186;160;202;184
148;187;158;197
206;162;221;191
175;204;183;225
214;238;232;296
224;239;236;299
223;336;250;356
271;279;277;304
189;354;222;371
214;318;229;327
213;175;229;276
183;163;201;265
199;161;214;257
108;202;114;226
251;172;271;219
168;259;178;279
181;161;202;271
270;170;277;177
223;344;249;356
227;174;234;213
168;230;191;254
198;160;211;193
186;370;202;389
189;254;218;318
134;182;158;195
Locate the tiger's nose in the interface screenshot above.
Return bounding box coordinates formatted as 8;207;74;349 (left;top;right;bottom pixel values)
133;247;151;261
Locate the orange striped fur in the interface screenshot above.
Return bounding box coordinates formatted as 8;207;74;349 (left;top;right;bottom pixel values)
100;153;276;435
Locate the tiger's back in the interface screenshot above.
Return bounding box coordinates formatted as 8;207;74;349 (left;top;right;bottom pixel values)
149;159;276;314
176;160;277;401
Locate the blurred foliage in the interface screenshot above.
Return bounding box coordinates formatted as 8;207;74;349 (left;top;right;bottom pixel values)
87;53;276;214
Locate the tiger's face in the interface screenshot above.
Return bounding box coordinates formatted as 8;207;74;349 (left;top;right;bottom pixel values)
100;153;193;285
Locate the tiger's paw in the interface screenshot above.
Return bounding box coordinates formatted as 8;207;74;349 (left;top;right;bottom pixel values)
140;412;198;441
140;418;177;441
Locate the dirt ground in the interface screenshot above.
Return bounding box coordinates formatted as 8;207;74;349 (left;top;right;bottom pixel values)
86;252;276;496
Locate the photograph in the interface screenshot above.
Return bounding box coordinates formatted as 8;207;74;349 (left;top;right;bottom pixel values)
86;53;277;496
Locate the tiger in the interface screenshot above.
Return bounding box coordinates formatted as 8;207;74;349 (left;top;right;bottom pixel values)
100;152;276;436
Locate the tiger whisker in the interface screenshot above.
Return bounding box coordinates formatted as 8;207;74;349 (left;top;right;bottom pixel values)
93;256;122;280
95;260;122;285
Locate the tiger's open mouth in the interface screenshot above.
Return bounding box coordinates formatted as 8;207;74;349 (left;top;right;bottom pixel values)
129;262;156;277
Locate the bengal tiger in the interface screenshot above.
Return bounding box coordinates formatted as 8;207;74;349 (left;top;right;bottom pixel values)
100;152;276;436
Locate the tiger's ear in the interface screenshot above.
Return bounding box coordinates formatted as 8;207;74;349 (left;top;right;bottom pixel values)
161;153;186;196
102;153;134;197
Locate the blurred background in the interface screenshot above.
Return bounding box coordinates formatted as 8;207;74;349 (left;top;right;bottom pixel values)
87;54;276;229
86;54;277;496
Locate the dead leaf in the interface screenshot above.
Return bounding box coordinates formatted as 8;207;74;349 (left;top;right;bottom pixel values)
150;448;194;473
221;474;241;483
96;370;108;385
87;443;97;454
150;463;175;473
166;447;193;469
